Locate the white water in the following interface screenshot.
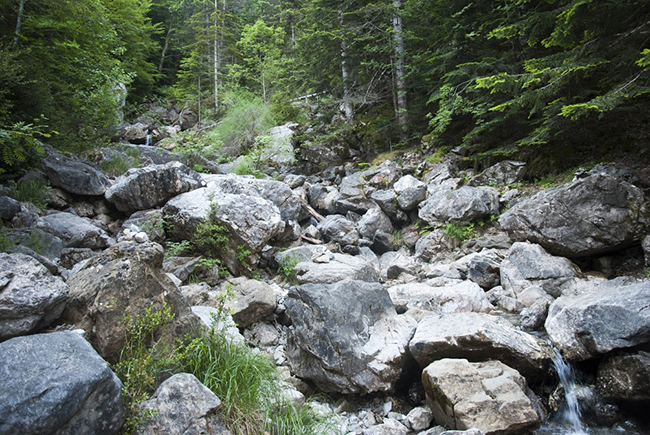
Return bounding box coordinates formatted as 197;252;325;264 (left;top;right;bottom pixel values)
549;346;589;435
144;132;151;147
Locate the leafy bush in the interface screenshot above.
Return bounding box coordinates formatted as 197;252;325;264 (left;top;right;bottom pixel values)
165;240;194;258
277;254;301;283
0;117;53;176
443;222;475;242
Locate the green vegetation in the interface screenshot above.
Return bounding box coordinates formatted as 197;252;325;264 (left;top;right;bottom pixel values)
99;154;132;177
8;179;50;211
194;201;229;258
164;240;194;258
277;254;301;283
443;222;475;242
0;224;14;253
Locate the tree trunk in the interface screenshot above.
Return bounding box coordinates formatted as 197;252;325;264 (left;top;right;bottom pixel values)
158;22;174;74
214;0;219;109
338;8;353;123
13;0;26;48
198;74;202;128
392;0;408;139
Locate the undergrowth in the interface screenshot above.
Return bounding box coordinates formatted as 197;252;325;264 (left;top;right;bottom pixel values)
8;179;50;211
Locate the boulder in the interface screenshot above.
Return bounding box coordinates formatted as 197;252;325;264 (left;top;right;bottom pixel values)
0;331;124;435
357;208;394;240
191;306;244;345
467;254;501;290
121;122;149;144
597;351;650;402
138;373;231;435
379;250;419;280
394;175;426;211
422;359;542;434
415;229;460;263
309;184;339;215
410;312;550;380
0;253;67;341
317;214;359;245
370;189;407;222
7;227;65;262
294;252;379;284
545;279;650;361
387;281;491;317
335;171;375;214
500;242;580;298
36;212;110;249
163;184;284;274
60;242;201;361
42;152;110;196
469;161;526;186
105;162;203;213
286;279;417;393
0;196;20;221
221;277;277;327
419;186;499;225
499;172;650;257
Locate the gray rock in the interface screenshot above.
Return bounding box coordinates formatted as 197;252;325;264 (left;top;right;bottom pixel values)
335;171;375;214
138;373;230;435
0;196;20;221
379;250;418;280
7;227;65;261
286;279;416;393
36;212;109;249
317;214;359;245
499;172;650;257
221;277;277;327
358;208;394;240
121;122;149;144
105;161;203;213
191;306;244;345
485;286;524;313
366;418;410;435
520;299;552;331
0;253;67;341
469;161;526;186
419;186;499;225
294;252;379;284
394;175;426;211
284;173;306;189
42;152;110;196
500;242;580;298
388;281;491;318
370;189;408;222
309;184;339;214
407;406;434;431
415;229;460;263
422;358;541;434
410;312;550;380
124;144;180;166
545;279;650;361
0;331;124;435
468;254;501;290
597;351;650;402
643;235;650;267
60;242;201;361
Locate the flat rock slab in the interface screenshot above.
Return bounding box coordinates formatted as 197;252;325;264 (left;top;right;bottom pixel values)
0;331;124;435
410;312;550;380
423;358;542;434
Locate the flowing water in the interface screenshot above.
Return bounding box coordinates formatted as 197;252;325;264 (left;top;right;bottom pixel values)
145;132;151;146
548;346;589;435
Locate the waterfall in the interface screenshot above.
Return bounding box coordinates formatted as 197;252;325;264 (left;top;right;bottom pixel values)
145;131;151;147
550;346;589;434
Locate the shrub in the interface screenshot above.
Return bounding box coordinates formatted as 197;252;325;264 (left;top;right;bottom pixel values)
99;154;132;177
443;222;475;242
194;201;229;258
8;179;50;211
165;240;194;258
277;254;300;283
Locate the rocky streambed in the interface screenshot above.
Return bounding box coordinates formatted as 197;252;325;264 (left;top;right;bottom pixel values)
1;127;650;435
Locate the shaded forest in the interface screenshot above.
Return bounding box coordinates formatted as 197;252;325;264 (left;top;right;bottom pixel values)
1;0;650;175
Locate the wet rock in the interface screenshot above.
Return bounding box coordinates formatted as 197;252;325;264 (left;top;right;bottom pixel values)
597;351;650;402
0;331;124;435
410;312;550;380
422;358;541;434
0;253;67;341
499;171;650;257
286;279;416;393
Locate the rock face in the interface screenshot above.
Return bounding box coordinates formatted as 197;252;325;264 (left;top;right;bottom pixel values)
387;281;492;317
500;242;580;297
138;373;231;435
0;253;68;341
409;312;550;380
42;152;110;196
0;331;124;435
294;252;379;284
419;186;499;224
105;161;203;213
545;279;650;361
61;242;201;361
499;172;650;257
469;161;526;186
222;277;277;327
597;351;650;402
422;358;542;434
286;279;416;393
36;212;110;249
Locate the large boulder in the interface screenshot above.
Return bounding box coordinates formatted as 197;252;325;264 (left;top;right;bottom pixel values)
121;122;149;144
105;162;203;213
357;208;394;240
60;242;201;361
500;242;580;298
394;175;426;211
317;214;359;245
0;196;20;221
409;312;550;380
163;183;284;274
469;161;526;186
0;253;67;341
419;186;499;225
499;172;650;257
422;358;542;434
294;252;379;284
286;279;417;393
597;351;650;402
42;152;110;196
220;277;277;328
138;373;230;435
0;331;124;435
387;281;492;318
36;212;110;249
545;279;650;361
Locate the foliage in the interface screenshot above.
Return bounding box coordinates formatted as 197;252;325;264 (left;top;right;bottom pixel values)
0;117;53;175
0;224;14;253
164;240;194;258
113;303;178;435
443;222;475;242
277;254;301;283
99;154;132;177
194;201;229;258
8;179;50;211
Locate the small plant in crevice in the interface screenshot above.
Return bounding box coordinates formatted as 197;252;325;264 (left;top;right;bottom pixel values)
8;179;50;211
194;200;229;258
0;224;15;253
443;222;475;242
277;253;301;283
99;154;132;177
164;240;194;258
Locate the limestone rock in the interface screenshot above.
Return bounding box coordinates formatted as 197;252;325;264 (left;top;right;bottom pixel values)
0;253;67;341
394;175;426;211
388;281;491;317
294;252;379;284
422;358;542;434
419;186;499;225
597;351;650;402
36;212;110;249
358;208;394;240
469;161;526;186
286;279;416;393
0;331;124;435
42;152;110;196
221;277;277;327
